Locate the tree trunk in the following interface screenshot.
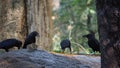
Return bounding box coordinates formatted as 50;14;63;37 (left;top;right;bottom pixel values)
96;0;120;68
0;0;53;51
0;0;27;42
25;0;52;50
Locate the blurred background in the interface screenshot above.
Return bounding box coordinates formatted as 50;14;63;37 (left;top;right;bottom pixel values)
51;0;99;54
0;0;99;54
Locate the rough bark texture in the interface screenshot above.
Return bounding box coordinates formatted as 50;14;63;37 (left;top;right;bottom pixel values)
25;0;52;51
0;0;53;51
0;0;27;42
96;0;120;68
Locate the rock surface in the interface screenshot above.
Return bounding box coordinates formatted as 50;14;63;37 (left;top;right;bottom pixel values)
0;49;100;68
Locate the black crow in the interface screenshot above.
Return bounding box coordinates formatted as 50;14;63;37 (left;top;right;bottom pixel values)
83;34;100;53
0;38;22;52
60;39;71;53
23;31;39;49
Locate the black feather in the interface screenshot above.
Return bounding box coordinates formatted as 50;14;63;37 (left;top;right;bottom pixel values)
83;34;100;52
23;31;39;49
0;38;22;52
60;39;71;53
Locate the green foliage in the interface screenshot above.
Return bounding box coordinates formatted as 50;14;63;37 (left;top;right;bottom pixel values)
52;0;99;54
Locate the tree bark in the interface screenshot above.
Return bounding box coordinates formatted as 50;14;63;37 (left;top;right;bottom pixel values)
0;0;27;42
96;0;120;68
0;0;53;51
25;0;52;50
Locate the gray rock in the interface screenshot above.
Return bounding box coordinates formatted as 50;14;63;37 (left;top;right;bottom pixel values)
0;49;98;68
